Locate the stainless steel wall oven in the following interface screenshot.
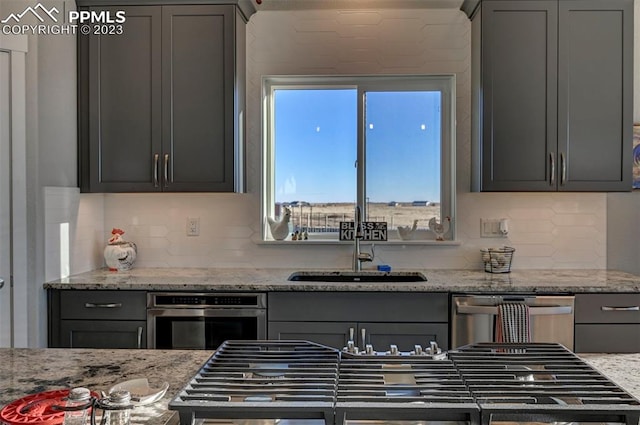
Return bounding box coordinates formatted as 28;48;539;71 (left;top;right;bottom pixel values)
146;293;267;349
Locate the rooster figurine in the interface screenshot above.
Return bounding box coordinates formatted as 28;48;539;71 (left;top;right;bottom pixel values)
267;207;291;240
397;219;419;241
104;228;137;271
428;216;451;241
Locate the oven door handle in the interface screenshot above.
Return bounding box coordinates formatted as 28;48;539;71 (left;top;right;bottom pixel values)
456;304;573;316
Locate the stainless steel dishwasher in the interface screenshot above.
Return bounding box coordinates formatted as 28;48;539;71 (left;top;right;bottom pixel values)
451;294;575;350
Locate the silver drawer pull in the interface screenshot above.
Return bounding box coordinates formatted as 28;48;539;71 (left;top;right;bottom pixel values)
153;153;160;188
601;306;639;312
137;326;143;349
84;302;123;309
456;304;573;316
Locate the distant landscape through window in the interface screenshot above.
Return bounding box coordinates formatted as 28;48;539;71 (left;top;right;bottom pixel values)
264;76;455;241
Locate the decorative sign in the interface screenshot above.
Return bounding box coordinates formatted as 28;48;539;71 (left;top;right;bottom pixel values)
339;221;388;241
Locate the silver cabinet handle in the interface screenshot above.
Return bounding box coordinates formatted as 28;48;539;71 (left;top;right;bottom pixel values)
456;304;573;316
361;328;366;350
84;302;123;308
164;153;170;187
560;152;566;185
601;306;640;312
137;326;143;349
153;153;160;187
0;278;4;289
550;152;555;185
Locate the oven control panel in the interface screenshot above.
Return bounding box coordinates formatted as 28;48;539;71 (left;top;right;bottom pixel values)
148;292;267;308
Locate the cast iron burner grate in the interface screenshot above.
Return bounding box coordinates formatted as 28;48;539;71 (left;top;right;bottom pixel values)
170;340;339;425
170;341;640;425
448;342;640;425
335;352;479;425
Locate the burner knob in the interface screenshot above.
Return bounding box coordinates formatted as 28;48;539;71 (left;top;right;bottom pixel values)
428;341;440;355
413;345;423;355
346;340;357;354
365;344;374;355
389;344;398;355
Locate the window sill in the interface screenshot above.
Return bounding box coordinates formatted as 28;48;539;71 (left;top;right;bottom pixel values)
255;239;462;246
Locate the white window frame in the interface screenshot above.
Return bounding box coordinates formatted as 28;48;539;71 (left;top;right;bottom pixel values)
261;75;456;243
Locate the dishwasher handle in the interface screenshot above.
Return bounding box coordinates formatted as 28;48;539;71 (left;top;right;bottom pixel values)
456;303;573;316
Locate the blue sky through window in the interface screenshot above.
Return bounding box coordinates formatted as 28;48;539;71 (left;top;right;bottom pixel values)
274;88;441;204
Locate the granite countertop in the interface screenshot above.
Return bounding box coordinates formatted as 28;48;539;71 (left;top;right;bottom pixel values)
44;267;640;293
1;348;638;425
0;349;212;425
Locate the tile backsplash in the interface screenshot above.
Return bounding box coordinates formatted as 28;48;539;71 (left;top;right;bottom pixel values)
55;6;609;274
63;191;606;273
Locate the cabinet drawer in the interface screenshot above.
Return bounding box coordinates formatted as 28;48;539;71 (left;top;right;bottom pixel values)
575;324;640;353
60;320;146;349
575;294;640;324
60;291;146;320
268;292;448;322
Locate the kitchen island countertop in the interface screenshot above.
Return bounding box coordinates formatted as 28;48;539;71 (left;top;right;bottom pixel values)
0;348;212;425
0;348;638;425
44;267;640;293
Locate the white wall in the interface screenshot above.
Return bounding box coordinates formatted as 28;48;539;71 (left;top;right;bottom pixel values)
2;0;78;346
96;7;608;271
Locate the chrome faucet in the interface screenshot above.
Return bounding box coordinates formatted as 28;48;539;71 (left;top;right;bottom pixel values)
353;205;374;271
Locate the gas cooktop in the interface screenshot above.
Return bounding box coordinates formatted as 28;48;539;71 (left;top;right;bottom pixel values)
169;341;640;425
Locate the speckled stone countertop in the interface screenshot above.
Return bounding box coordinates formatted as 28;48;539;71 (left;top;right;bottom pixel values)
44;268;640;293
0;349;212;425
581;353;640;399
1;348;638;425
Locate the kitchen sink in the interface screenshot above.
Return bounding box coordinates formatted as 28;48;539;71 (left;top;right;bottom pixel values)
287;271;427;282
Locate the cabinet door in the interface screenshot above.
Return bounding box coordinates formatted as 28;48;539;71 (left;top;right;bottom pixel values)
82;6;162;192
575;324;640;353
161;6;235;192
268;321;356;349
557;0;633;191
59;320;146;349
361;322;449;352
480;1;558;191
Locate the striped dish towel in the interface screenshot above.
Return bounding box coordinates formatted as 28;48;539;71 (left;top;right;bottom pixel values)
495;303;531;343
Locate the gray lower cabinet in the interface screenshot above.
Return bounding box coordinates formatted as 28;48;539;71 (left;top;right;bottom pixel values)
466;0;632;192
574;293;640;353
59;320;146;349
48;290;147;349
268;292;449;351
78;3;250;193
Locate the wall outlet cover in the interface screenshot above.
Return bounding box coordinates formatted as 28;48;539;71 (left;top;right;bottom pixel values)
186;217;200;236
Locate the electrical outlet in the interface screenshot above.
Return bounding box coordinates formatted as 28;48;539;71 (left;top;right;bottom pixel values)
186;217;200;236
480;218;508;238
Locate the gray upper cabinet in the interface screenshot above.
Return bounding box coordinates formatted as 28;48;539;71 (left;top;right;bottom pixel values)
465;0;633;192
78;1;253;192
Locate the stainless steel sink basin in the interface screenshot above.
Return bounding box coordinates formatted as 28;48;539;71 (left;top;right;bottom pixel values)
287;271;427;282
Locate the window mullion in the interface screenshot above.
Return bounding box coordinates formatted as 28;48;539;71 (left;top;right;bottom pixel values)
357;87;366;221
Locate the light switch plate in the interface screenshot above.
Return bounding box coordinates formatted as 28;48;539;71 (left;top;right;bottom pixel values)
480;218;507;238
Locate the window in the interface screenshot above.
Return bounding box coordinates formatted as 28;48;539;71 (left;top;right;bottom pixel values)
262;75;456;242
